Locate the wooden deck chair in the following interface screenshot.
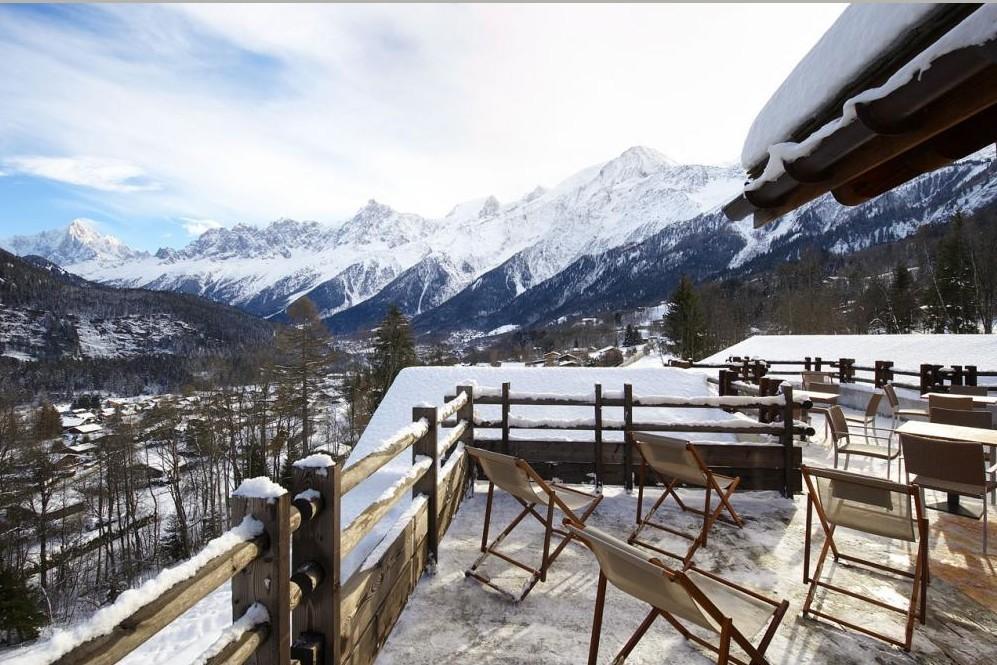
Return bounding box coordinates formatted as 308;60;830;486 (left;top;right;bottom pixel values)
567;521;788;665
464;446;603;601
629;434;742;567
801;465;929;651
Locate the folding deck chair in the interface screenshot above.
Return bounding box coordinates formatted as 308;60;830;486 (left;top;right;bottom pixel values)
464;446;603;601
629;433;742;567
567;521;788;665
801;465;929;651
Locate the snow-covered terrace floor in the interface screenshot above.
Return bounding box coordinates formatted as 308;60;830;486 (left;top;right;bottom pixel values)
378;427;997;664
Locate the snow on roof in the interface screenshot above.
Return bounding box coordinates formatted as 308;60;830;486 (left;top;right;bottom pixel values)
68;423;102;434
744;5;997;188
702;334;997;372
741;4;937;169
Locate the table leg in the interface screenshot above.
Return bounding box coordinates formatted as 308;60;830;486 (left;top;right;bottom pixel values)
927;492;983;519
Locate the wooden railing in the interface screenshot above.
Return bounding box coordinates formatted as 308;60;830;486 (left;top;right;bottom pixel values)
30;380;812;665
672;355;997;394
40;386;476;665
443;382;812;497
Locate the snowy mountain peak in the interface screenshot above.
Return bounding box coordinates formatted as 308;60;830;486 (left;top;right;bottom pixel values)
2;218;147;266
598;146;677;183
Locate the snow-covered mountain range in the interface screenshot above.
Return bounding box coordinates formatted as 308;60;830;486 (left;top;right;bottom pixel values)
4;145;995;338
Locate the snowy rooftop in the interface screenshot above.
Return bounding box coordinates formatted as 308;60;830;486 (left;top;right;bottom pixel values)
379;438;997;664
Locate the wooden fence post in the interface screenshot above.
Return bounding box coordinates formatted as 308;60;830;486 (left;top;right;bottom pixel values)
758;377;771;423
780;384;795;499
231;486;291;665
951;365;964;386
874;360;884;387
804;356;812;372
291;460;340;665
919;363;931;394
413;406;439;565
592;384;603;490
883;360;894;386
623;384;634;493
966;365;978;387
718;369;731;396
501;382;511;456
456;385;475;496
814;357;822;372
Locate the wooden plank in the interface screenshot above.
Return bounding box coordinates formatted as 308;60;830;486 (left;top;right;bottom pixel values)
50;537;265;665
339;500;428;657
291;461;340;665
340;461;430;557
232;493;291;665
340;429;420;496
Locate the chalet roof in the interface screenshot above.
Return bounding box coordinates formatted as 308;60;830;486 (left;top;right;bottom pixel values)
68;423;103;434
724;4;996;227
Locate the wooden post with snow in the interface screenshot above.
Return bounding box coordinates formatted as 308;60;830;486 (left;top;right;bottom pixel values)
919;363;931;394
779;384;795;498
456;385;475;495
413;406;439;565
966;365;978;387
594;383;603;489
623;384;634;493
231;482;292;665
290;457;340;665
501;382;511;456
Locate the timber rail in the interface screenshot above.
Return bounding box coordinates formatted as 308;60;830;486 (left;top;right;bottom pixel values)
33;381;811;665
669;355;997;394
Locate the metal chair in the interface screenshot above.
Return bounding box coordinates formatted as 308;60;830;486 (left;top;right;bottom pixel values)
901;433;996;555
827;405;900;479
886;383;928;422
930;407;992;429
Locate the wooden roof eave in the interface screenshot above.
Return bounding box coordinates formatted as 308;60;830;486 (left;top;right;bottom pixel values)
725;38;997;228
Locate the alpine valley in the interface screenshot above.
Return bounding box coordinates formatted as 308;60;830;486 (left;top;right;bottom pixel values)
4;146;996;340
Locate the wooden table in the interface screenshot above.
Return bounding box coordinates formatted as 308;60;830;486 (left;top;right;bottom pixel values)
897;420;997;518
921;392;997;408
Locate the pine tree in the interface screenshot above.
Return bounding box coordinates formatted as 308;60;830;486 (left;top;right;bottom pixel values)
275;297;336;454
924;214;977;333
370;305;418;407
0;567;46;642
665;276;707;361
887;261;918;333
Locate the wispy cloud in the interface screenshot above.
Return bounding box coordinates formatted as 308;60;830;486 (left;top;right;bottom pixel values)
0;4;845;239
3;155;158;192
180;217;224;236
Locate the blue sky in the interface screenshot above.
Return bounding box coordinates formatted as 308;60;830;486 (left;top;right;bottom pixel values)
0;3;845;251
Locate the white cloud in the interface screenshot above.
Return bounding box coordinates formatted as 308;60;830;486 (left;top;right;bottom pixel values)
0;4;846;227
180;217;224;236
2;155;157;193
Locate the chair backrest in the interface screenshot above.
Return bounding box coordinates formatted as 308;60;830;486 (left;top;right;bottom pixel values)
900;433;985;488
805;381;840;395
948;385;987;397
930;407;992;429
465;446;544;505
826;405;849;443
632;433;707;486
802;371;835;385
803;466;918;542
565;523;719;633
864;392;883;418
927;394;973;411
883;383;900;409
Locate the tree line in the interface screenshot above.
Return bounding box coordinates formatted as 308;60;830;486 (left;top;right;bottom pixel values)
664;210;997;360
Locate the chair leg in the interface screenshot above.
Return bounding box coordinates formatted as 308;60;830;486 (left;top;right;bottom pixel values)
588;572;608;665
481;481;494;552
540;497;555;582
612;607;658;665
984;501;989;557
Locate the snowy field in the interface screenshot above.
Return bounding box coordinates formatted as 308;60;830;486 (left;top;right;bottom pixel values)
379;421;997;665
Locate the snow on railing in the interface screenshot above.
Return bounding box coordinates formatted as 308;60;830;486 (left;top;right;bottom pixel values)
438;420;468;456
438;390;468;421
